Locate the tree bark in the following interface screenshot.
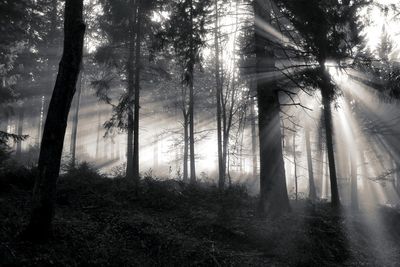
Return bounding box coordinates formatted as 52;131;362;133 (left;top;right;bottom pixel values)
214;0;224;189
189;0;196;183
315;110;324;196
16;106;24;160
293;132;298;201
250;96;258;178
25;0;85;239
305;127;317;200
126;1;136;179
255;0;290;217
133;5;142;182
183;115;189;182
37;96;45;146
321;86;340;207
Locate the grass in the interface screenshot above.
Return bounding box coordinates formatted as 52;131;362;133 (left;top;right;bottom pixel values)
1;162;400;266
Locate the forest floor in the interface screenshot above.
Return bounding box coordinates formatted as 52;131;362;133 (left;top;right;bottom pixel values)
1;163;400;266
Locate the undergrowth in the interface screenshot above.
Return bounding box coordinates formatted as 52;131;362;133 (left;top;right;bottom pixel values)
1;162;400;266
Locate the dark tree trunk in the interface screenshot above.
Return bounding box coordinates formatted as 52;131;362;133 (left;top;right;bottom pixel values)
189;0;196;183
16;106;24;160
25;0;85;239
315;110;324;196
133;7;142;182
257;88;290;216
214;0;224;189
305;127;317;200
321;87;340;207
126;2;137;180
183;115;189;182
255;0;290;217
189;78;196;183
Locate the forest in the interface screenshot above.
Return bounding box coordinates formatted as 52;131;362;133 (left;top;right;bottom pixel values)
2;0;400;266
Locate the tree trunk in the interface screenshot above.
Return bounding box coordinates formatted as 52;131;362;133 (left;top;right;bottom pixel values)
250;96;258;178
189;0;196;183
315;110;324;196
293;131;298;201
133;6;142;182
183;116;189;182
25;0;85;239
255;0;290;216
350;151;358;210
305;127;317;200
321;88;340;207
37;96;46;146
16;106;24;160
214;0;224;189
95;103;101;159
70;68;83;168
126;2;136;180
189;79;196;183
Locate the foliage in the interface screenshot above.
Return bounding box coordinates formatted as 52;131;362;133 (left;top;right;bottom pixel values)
274;0;368;99
354;25;400;101
161;0;211;85
2;166;400;265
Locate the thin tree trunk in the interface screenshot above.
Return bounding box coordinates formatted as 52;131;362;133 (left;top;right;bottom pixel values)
293;131;298;201
70;67;83;168
189;0;196;183
16;106;24;160
126;2;136;179
133;5;141;182
305;127;317;200
250;96;257;178
37;96;45;146
25;0;85;239
350;151;358;210
95;103;101;159
183;116;189;182
214;0;224;189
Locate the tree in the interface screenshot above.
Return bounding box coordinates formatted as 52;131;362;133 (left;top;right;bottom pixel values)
0;0;38;146
214;0;224;189
94;0;159;182
24;0;85;239
254;0;290;216
164;0;210;183
305;126;317;200
275;0;367;207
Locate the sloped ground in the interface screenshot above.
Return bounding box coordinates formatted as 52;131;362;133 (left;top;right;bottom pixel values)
1;163;400;266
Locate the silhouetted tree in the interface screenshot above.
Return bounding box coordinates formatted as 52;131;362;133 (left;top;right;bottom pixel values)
25;0;85;239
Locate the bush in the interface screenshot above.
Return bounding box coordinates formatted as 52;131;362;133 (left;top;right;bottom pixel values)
0;160;36;192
